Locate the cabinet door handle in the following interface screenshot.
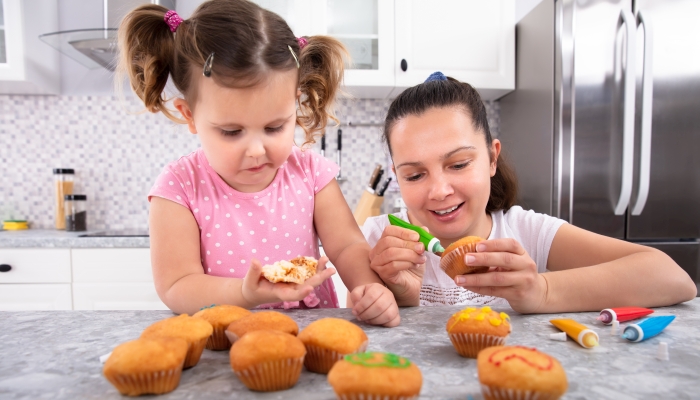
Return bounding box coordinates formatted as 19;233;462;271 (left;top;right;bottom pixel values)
0;264;11;272
400;59;408;72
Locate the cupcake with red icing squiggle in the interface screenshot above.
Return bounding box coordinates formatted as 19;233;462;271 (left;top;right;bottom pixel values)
446;306;511;358
478;345;568;400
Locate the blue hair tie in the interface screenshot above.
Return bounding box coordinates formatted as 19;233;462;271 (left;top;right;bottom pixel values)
425;71;447;83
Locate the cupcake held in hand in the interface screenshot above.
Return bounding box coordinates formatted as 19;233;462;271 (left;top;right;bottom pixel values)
103;337;188;396
446;306;511;358
327;352;422;400
478;345;568;400
439;236;487;279
230;329;306;392
298;318;368;374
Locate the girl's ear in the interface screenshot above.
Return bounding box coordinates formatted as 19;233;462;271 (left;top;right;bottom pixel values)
173;98;197;134
490;139;502;177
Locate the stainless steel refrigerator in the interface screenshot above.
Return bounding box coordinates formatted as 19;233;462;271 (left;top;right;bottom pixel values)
499;0;700;293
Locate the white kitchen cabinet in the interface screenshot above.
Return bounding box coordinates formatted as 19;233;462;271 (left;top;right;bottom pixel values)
0;0;60;94
0;284;72;310
394;0;515;100
71;248;168;310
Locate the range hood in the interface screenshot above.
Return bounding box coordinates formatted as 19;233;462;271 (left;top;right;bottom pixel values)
38;0;175;71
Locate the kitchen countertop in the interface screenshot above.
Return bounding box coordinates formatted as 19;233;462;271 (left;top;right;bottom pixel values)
1;299;699;399
0;229;149;248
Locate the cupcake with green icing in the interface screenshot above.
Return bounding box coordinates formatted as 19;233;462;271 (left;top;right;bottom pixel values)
327;352;422;400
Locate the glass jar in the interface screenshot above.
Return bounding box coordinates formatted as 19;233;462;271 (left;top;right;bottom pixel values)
54;169;75;229
64;194;87;232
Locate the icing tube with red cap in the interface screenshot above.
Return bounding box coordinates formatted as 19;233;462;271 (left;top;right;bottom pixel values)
597;307;654;325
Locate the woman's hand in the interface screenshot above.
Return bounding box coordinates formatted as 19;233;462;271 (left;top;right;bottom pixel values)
368;225;427;306
241;257;336;307
453;238;548;313
350;283;401;327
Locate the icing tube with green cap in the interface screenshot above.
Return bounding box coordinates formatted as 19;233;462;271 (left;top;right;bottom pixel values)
388;214;445;254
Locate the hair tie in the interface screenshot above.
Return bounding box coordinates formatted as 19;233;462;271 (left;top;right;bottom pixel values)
425;71;447;83
164;10;183;33
297;37;308;50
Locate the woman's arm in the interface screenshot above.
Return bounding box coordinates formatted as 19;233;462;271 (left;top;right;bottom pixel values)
150;197;334;315
542;223;697;311
314;179;401;326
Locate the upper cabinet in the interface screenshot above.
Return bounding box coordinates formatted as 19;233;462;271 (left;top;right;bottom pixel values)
0;0;60;94
394;0;515;100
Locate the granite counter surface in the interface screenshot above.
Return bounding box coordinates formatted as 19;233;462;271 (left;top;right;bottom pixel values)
1;299;699;399
0;230;149;248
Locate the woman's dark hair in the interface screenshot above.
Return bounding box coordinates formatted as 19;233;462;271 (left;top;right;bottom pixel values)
383;76;518;213
116;0;347;145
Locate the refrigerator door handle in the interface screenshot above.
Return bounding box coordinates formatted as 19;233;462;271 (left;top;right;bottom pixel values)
614;8;637;216
631;10;654;216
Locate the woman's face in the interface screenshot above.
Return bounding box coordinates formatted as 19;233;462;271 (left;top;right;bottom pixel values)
390;106;500;244
175;69;299;193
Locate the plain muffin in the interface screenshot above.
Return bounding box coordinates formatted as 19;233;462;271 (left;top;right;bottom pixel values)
225;311;298;344
140;314;213;368
298;318;368;374
230;329;306;392
193;304;252;350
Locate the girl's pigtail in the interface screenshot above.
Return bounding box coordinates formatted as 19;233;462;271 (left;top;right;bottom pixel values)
297;36;349;146
116;4;180;122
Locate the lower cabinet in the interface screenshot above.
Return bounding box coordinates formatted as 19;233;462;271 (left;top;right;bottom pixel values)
0;247;168;311
0;283;72;310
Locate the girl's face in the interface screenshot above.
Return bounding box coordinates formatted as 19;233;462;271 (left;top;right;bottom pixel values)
175;69;299;193
390;106;500;245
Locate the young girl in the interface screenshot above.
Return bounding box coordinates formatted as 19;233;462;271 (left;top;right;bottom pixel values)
116;0;399;326
362;72;697;312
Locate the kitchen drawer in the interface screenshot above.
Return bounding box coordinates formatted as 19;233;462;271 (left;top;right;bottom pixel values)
72;248;153;283
0;249;71;283
72;283;169;310
0;283;72;310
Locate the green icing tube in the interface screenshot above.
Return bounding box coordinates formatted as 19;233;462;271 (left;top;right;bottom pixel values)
388;214;445;254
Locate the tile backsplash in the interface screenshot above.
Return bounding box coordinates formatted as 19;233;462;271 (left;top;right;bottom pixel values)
0;95;499;231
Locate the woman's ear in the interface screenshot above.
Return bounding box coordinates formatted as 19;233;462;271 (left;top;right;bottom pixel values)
173;98;197;134
490;139;502;177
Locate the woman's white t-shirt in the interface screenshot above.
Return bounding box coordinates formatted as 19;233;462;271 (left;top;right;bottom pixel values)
361;206;566;307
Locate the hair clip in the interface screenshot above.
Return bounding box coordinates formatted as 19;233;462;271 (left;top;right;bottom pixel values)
203;52;215;77
163;10;183;33
297;37;308;50
425;71;447;83
288;45;300;69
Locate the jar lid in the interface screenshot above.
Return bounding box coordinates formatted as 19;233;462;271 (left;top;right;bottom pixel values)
64;194;87;200
53;168;75;174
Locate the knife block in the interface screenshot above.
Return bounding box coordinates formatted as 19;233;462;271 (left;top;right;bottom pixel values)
353;190;384;226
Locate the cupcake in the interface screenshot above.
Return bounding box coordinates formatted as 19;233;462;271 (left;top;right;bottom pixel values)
140;314;213;368
193;304;252;350
230;329;306;392
225;310;298;344
327;352;422;400
478;345;568;400
298;318;368;374
103;337;188;396
446;306;511;358
439;236;488;279
262;256;318;284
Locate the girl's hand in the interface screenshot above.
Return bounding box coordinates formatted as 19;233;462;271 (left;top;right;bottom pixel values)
241;257;336;307
350;283;401;327
453;238;548;313
368;225;426;306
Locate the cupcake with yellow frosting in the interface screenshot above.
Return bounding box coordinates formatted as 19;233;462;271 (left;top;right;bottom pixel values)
446;306;511;358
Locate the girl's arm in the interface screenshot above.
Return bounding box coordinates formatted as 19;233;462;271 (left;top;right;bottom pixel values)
541;223;697;311
313;179;401;326
150;197;334;315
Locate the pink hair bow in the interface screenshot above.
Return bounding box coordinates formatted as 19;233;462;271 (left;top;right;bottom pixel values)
164;10;183;33
297;37;308;50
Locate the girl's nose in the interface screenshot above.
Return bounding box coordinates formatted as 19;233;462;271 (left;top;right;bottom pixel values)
245;138;266;159
428;173;454;201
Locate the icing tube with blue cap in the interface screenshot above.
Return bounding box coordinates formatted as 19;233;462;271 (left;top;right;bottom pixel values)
621;315;676;342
